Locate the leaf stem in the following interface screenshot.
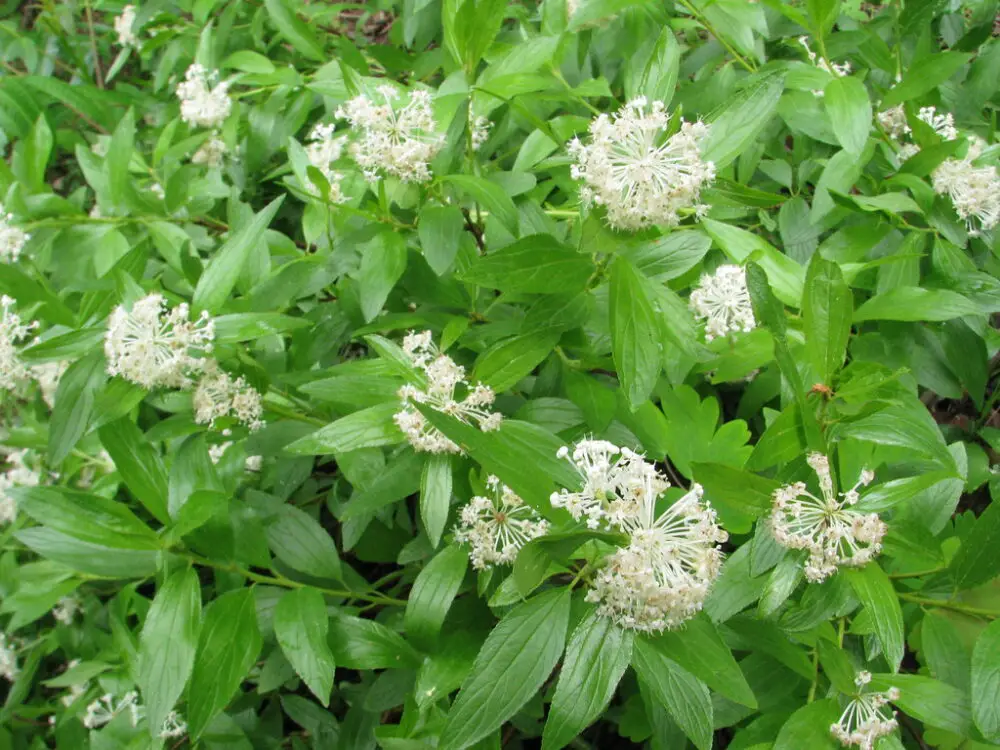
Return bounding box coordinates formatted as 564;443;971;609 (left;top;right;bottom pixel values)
676;0;757;73
888;567;947;580
898;593;999;619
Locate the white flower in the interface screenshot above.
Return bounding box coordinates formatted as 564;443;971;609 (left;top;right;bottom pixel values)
31;360;67;408
771;453;886;582
192;133;227;168
394;330;502;454
0;296;38;389
0;449;43;524
114;4;139;47
470;116;491;150
689;264;755;341
0;633;18;682
83;691;140;729
798;36;851;96
104;293;214;389
245;454;262;472
877;106;910;139
568;97;715;231
830;671;900;750
0;205;29;263
917;106;958;141
305;123;348;201
932;147;1000;236
455;476;550;569
159;710;187;739
177;64;232;129
193;362;265;431
52;595;80;625
335;85;443;183
208;441;231;465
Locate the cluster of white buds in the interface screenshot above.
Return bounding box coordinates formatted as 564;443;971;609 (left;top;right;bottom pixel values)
177;64;232;129
568;98;715;231
876;106;910;140
335;85;443;183
0;449;43;525
83;691;141;729
305;123;348;201
798;37;851;96
158;711;188;739
105;293;215;389
192;133;227;168
0;297;38;389
52;595;80;625
830;671;900;749
771;453;886;582
0;633;18;682
689;264;756;341
58;660;87;708
470;116;491;150
932;138;1000;236
193;362;265;431
394;330;502;454
0;204;30;263
114;4;139;47
917;106;959;141
553;440;728;632
455;476;550;569
31;360;67;408
208;442;262;472
879;105;959;161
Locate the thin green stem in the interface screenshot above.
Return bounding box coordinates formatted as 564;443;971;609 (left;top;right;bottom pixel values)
898;593;1000;619
263;400;325;426
888;567;947;580
677;0;757;73
807;646;820;703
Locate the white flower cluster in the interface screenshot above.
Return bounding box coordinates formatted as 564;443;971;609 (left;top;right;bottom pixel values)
0;204;30;263
208;442;263;471
876;106;910;140
31;360;67;408
83;689;187;737
177;64;232;129
105;293;214;389
114;4;139;47
879;105;959;161
305;123;347;201
455;476;550;569
193;362;265;431
335;85;443;183
568;97;715;231
932;138;1000;236
771;453;886;582
52;595;80;625
192;133;227;168
394;330;502;454
470;116;491;150
552;440;728;632
830;671;900;750
0;449;42;525
689;264;756;341
0;296;38;389
798;36;851;96
0;633;18;682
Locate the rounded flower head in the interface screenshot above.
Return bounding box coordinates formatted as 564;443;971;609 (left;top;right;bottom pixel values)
830;671;900;750
193;361;265;431
177;64;232;129
771;453;886;582
104;293;214;389
917;106;958;141
455;476;550;569
394;331;502;454
305;123;348;200
335;85;443;183
0;205;29;263
192;133;227;168
115;4;139;47
877;106;910;140
689;264;755;341
569;98;715;231
0;296;38;389
932;146;1000;236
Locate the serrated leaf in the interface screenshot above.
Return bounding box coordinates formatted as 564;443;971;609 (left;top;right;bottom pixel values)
420;454;452;548
972;619;1000;741
802;255;852;385
702;71;785;168
633;638;713;750
846;565;904;671
404;544;468;649
461;235;593;294
610;257;660;409
274;587;336;706
950;499;1000;590
285;402;403;455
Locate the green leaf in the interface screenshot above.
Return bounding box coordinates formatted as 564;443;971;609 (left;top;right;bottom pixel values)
702;71;785;169
138;568;201;737
853;286;979;322
48;351;106;465
418;205;465;275
690;463;779;528
702;219;804;306
633;638;713;750
869;673;971;735
835;403;953;469
440;174;518;235
950;499;1000;590
641;614;757;708
922;610;971;690
14;528;158;577
806;0;840;35
460;235;593;294
266;504;342;581
609;257;661;409
99;418;171;524
274;587;337;706
106;108;135;211
285;402;403;455
881;52;972;108
542;612;632;750
440;588;571;750
356;229;408;323
341;449;423;520
773;699;841;750
192;196;284;313
420;454;453;548
972;619;1000;742
327;613;421;669
263;0;326;61
221;50;276;74
473;332;559;392
659;385;751;477
636;27;680;106
802;255;852;385
213;313;311;342
187;589;262;739
845;565;904;671
823;77;871;155
404;544;468;649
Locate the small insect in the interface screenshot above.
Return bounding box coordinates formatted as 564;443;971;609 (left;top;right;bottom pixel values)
809;383;834;398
